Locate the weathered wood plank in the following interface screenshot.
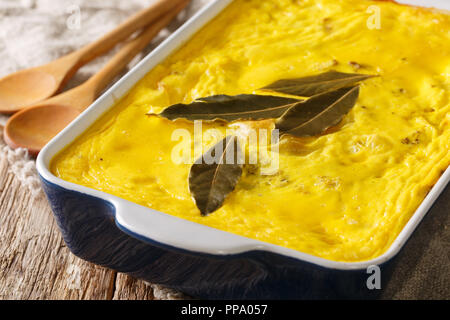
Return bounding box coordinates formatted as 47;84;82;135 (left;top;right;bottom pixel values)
112;273;190;300
0;147;116;299
112;273;155;300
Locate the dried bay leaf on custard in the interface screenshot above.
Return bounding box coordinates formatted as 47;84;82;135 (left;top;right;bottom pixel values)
262;71;374;97
154;94;301;122
276;86;360;137
189;136;243;216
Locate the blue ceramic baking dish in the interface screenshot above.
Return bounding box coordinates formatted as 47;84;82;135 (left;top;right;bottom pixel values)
36;0;450;299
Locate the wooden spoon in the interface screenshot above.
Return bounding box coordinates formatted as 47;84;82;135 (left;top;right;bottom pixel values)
0;0;185;114
4;1;188;156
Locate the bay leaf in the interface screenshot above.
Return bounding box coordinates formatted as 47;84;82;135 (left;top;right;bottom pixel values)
276;86;360;137
155;94;301;122
262;71;374;97
189;136;243;216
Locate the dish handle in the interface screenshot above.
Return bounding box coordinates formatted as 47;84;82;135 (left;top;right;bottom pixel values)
113;199;264;256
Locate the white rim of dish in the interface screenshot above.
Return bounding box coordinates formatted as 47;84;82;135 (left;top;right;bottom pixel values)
37;0;450;271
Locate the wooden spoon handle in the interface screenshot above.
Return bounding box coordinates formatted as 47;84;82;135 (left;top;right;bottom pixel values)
72;0;186;67
85;1;189;101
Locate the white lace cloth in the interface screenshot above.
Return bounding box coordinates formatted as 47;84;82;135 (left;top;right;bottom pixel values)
0;0;212;300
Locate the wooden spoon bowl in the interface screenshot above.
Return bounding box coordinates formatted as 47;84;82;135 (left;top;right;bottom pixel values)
4;105;81;156
0;70;58;114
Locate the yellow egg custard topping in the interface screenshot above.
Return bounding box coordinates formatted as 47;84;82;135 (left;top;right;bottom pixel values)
51;0;450;262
